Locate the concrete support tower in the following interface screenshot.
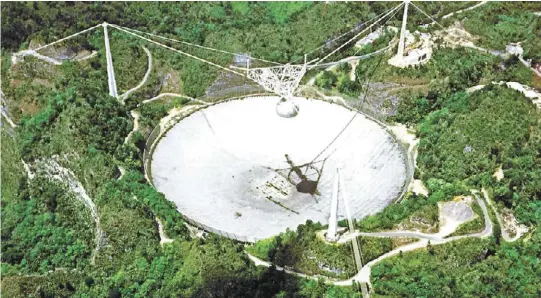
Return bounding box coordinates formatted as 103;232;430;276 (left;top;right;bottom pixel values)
388;1;411;68
397;0;410;58
339;168;368;298
102;22;118;98
326;169;340;242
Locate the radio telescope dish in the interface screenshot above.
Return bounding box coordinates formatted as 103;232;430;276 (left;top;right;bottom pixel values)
151;96;408;241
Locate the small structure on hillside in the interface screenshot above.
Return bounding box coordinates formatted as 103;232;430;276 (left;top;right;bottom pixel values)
355;27;384;48
388;1;433;68
389;31;433;68
506;42;524;57
234;53;250;67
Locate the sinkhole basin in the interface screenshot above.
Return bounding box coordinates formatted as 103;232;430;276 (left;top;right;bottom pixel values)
151;96;408;242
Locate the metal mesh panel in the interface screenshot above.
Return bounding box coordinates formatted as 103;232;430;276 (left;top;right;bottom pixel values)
145;96;409;244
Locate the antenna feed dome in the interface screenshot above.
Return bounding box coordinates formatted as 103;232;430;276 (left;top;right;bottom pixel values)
276;98;299;118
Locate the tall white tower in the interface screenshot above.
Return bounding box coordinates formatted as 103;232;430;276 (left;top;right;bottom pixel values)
326;169;340;242
397;0;410;58
388;1;411;68
102;22;118;99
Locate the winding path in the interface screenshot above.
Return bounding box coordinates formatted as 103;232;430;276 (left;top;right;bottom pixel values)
74;51;98;62
335;193;491;286
445;32;540;78
518;56;541;77
119;46;152;101
246;253;316;281
481;188;528;242
124;110;141;145
11;50;62;66
247;192;493;289
466;81;541;109
311;44;394;69
440;1;488;20
115;47;206;245
306;40;396;86
156;217;174;246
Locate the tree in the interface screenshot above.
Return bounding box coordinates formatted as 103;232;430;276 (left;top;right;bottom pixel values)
316;71;337;89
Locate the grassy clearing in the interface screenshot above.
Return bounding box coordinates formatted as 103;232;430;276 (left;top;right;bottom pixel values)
3;56;58;120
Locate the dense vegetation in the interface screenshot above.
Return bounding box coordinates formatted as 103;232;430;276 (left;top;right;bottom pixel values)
312;8;541;294
365;64;541;297
315;63;362;98
2;1;541;297
373;234;541;297
461;1;541;63
247;221;357;279
246;221;416;280
1;2;387;297
405;85;541;225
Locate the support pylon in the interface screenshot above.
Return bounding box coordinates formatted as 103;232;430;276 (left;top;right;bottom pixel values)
103;22;118;99
326;169;340;242
339;168;369;298
397;1;410;58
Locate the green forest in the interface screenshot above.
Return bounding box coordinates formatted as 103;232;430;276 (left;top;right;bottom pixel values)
2;1;541;297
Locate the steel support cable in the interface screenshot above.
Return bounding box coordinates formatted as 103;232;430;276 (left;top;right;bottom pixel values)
169;103;285;172
169;103;336;186
305;48;386;174
306;44;391;69
33;23;103;52
109;24;246;77
338;169;364;271
112;24;281;66
409;2;470;39
174;115;272;171
338;169;369;298
305;6;397;170
272;152;336;172
314;2;404;67
409;2;446;29
108;26;275;171
291;5;398;64
352;4;402;57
